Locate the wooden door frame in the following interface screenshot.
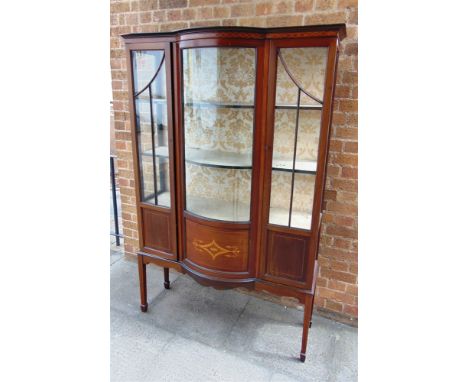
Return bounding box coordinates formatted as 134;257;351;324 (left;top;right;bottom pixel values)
172;37;267;279
259;36;340;289
124;40;178;260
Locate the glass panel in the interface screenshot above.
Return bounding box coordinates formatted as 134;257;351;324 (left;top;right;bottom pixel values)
132;50;170;207
269;47;328;230
133;50;164;94
182;47;256;222
269;170;292;226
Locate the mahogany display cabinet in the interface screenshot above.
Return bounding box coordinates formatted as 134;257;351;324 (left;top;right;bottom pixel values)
122;24;346;362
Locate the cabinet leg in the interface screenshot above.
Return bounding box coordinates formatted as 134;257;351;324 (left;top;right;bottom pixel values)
300;294;314;362
138;255;148;312
163;267;170;290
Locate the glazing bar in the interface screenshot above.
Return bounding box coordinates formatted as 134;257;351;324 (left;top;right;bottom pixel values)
148;86;159;205
288;88;301;227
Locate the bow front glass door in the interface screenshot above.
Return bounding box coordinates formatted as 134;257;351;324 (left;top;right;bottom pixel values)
181;46;256;222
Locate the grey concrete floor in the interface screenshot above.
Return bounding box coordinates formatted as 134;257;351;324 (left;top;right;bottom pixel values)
110;257;357;382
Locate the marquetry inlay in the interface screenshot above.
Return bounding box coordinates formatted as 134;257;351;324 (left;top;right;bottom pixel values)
192;239;240;260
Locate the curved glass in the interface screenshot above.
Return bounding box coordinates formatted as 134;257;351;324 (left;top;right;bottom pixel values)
269;47;328;230
182;47;256;221
132;50;170;207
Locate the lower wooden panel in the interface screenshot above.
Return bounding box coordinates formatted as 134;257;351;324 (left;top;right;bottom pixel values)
142;208;175;258
185;218;249;273
264;229;310;287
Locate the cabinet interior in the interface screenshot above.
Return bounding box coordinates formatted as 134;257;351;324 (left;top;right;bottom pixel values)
133;43;328;229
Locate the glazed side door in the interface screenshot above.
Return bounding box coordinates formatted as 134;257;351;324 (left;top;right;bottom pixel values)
260;36;339;289
126;41;178;260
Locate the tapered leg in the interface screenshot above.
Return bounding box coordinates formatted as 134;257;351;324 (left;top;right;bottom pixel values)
163;267;170;290
138;255;148;312
300;294;314;362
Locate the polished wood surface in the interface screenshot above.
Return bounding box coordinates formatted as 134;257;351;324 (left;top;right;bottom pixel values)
122;24;346;42
163;267;170;289
124;25;345;363
265;230;311;287
142;208;173;255
137;255;148;312
185;218;250;273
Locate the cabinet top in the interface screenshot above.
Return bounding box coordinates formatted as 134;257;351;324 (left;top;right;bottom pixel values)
122;24;346;42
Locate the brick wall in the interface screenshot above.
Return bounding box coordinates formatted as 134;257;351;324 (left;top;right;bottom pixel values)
110;0;358;323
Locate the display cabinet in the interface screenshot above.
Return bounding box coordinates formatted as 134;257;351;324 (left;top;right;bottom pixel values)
123;24;346;362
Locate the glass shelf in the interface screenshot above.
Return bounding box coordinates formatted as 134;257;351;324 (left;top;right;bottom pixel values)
184;100;254;109
269;206;312;230
136;96;167;102
185;194;251;222
276;104;322;110
143;146;316;174
181;193;311;229
183;148;252;169
144;147;251;169
141;190;171;206
272;157;317;173
183;99;321;110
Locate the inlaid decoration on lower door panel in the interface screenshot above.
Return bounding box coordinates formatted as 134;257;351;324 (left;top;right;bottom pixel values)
142;208;172;254
192;239;240;260
185;218;249;273
265;230;310;284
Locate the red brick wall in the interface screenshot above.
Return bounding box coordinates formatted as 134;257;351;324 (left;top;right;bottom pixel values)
110;0;358;323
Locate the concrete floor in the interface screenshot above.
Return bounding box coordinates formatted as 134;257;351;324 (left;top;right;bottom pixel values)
110;257;357;382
